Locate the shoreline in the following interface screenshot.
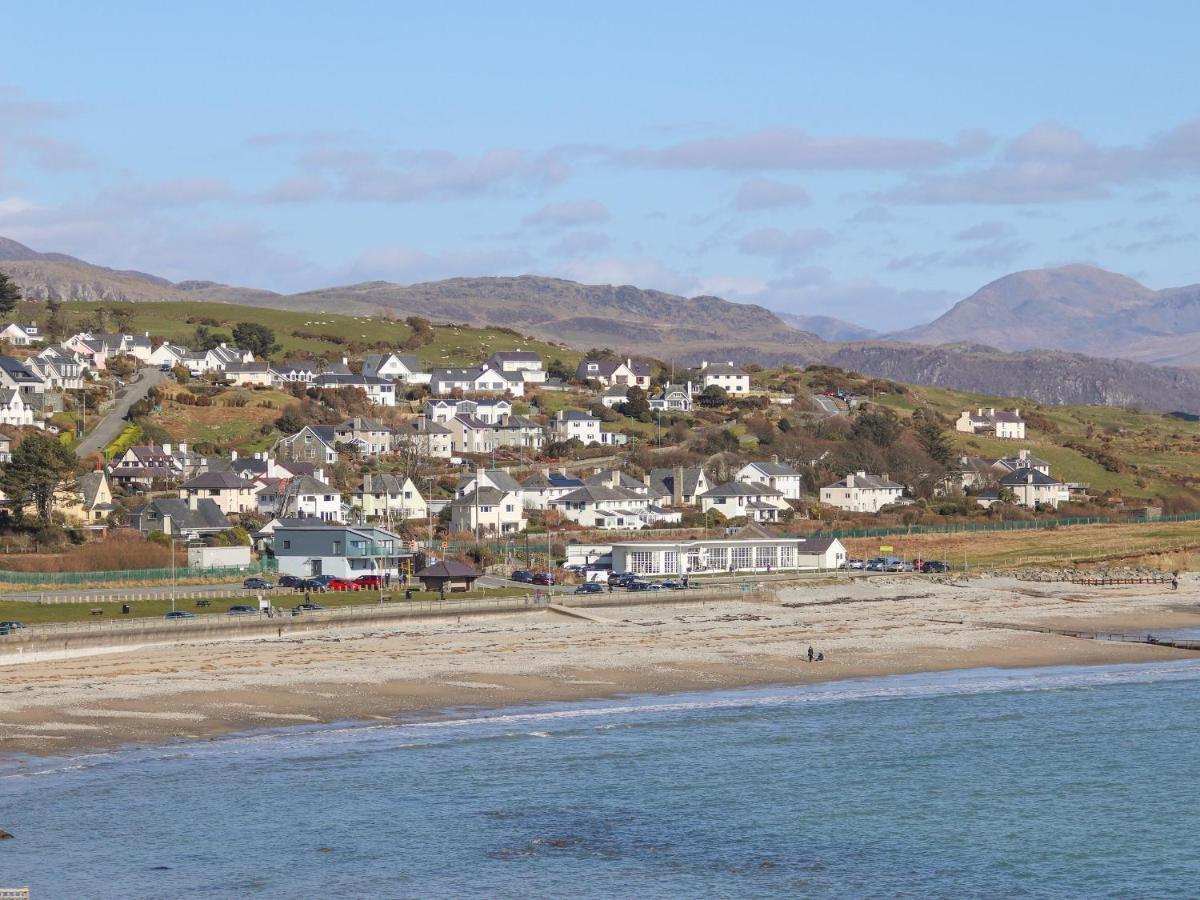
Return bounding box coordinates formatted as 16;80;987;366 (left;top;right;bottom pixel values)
3;575;1199;759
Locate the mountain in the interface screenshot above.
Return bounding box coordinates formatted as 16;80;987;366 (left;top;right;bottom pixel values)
777;312;878;342
890;264;1200;365
826;342;1200;412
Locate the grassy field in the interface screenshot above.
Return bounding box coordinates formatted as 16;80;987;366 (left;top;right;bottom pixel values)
0;585;532;625
17;299;582;368
843;518;1200;571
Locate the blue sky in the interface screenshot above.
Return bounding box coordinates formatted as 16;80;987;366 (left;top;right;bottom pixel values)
2;1;1200;326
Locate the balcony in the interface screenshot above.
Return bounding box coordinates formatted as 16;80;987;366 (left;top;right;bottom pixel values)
346;542;397;557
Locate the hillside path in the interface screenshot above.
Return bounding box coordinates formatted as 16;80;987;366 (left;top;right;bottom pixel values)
75;367;167;459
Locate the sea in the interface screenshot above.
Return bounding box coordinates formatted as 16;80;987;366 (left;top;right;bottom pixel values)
5;660;1200;899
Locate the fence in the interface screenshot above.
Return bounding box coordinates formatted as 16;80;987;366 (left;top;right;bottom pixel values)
0;558;277;586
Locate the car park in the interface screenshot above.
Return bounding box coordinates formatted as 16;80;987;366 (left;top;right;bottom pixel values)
574;582;604;594
163;610;196;620
227;605;258;616
243;577;275;589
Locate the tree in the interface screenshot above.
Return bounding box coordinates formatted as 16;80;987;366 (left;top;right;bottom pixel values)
0;272;22;317
0;433;79;522
911;408;955;466
193;325;231;351
232;322;280;358
851;406;901;448
547;358;573;382
618;385;652;421
45;296;68;341
110;305;135;333
697;384;728;409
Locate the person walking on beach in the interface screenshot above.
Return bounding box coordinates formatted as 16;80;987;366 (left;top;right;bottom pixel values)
807;645;814;663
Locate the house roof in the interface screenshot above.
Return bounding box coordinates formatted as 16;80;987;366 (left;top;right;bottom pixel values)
557;409;597;422
285;474;336;495
702;362;747;376
450;486;508;506
76;472;108;508
136;497;229;532
554;484;646;504
743;461;801;478
395;418;452;435
181;471;256;490
490;350;542;363
416;560;481;578
703;481;784;498
825;473;903;490
356;473;415;495
649;467;705;497
0;356;42;384
995;454;1050;471
521;471;585;490
585;470;646;491
337;416;388;433
999;468;1061;487
577;358;652;378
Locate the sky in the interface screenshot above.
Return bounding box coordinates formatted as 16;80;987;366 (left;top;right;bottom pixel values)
2;1;1200;327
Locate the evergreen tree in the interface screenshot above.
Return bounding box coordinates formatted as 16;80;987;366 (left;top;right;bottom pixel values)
0;272;22;317
0;433;79;522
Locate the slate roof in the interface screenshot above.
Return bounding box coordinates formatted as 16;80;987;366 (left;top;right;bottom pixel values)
355;473;413;495
649;467;705;497
416;560;481;578
703;482;785;498
825;473;904;490
521;471;585;490
999;468;1061;487
450;486;508;506
76;472;108;508
585;470;647;491
554;484;647;504
181;471;257;490
742;461;802;478
134;497;229;533
702;362;747;376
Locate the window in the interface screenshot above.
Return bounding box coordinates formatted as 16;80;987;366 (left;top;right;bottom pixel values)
732;546;753;570
282;540;291;550
628;550;655;574
663;550;679;574
332;541;342;554
778;546;795;568
756;546;776;569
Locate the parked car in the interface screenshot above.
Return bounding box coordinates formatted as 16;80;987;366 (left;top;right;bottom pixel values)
163;610;195;620
278;574;305;588
510;569;535;583
531;573;556;586
864;558;886;571
353;574;382;589
626;580;661;592
841;558;866;570
607;573;627;586
574;582;603;594
159;362;173;372
226;605;258;616
0;621;26;631
296;602;325;612
919;560;950;574
326;577;357;591
243;577;274;589
297;578;328;592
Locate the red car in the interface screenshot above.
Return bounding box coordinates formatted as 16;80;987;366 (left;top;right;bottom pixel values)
531;573;556;586
353;575;382;589
326;577;357;591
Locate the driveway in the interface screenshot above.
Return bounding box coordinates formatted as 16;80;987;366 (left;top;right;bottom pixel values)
75;367;168;458
811;394;843;416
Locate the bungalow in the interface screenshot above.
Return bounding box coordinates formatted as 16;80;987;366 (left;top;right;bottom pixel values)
609;523;846;575
183;343;251;376
352;472;427;522
392;417;453;459
224;361;274;387
276;474;343;522
273;360;321;384
129;497;230;540
428;365;525;398
178;471;258;515
0;322;39;346
362;352;430;384
551;409;601;445
548;484;652;531
736;459;805;501
699;361;750;394
486;350;546;383
313;372;397;406
272;523;414;580
700;482;790;523
649;382;693;412
956;407;1026;440
273;425;339;467
599;385;630;409
575;357;651;389
148;342;189;369
820;471;905;513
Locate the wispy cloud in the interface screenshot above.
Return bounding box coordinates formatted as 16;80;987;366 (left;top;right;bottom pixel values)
522;200;610;229
731;177;811;211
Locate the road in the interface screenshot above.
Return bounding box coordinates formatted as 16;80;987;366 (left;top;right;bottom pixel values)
0;581;247;603
75;367;167;458
811;393;843;417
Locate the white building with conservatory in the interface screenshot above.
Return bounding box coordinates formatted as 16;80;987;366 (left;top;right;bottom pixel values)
608;524;845;576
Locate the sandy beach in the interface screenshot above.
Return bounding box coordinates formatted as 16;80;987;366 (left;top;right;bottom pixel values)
2;575;1199;757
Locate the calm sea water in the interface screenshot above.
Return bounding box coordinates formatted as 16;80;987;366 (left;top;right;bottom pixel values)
5;661;1200;898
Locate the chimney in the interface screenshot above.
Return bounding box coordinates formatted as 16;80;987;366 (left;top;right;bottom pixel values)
1026;472;1033;485
609;470;620;488
230;450;238;461
882;472;889;483
558;466;568;476
162;443;171;455
771;454;779;464
846;474;855;488
673;466;684;507
179;442;188;455
342;356;349;366
976;407;984;416
988;407;996;417
643;472;651;487
1019;449;1028;461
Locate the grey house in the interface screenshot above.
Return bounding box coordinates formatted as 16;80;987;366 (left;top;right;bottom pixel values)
272;524;414;579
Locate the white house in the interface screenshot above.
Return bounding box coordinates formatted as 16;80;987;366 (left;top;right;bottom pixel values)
519;469;586;509
362;352;430;384
313;372;397;406
352;473;428;522
426;398;512;425
428;365;525;398
575;357;651;389
487;350;546;383
277;474;343;522
649;382;693;412
0;389;35;427
609;523;846;575
599;385;630;409
0;322;39;346
178;471;257;515
955;407;1026;440
224;362;274;387
820;471;905;513
392;417;453;459
148;342;188;369
551;409;601;445
998;468;1068;509
700;482;790;523
449;484;526;534
699;361;750;394
737;459;805;501
648;466;710;507
547;484;652;530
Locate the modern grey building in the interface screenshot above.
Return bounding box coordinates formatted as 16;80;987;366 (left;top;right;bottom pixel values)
272;524;414;579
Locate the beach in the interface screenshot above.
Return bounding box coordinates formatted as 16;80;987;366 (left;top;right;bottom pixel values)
3;574;1199;757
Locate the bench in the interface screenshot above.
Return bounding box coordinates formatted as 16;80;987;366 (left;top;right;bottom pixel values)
90;608;103;616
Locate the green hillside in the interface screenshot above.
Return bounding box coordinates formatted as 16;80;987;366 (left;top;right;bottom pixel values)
12;299;582;368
